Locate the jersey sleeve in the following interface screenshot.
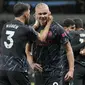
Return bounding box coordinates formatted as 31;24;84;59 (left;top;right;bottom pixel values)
27;25;38;43
58;24;69;45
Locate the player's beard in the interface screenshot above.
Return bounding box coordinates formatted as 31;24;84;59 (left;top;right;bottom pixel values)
25;15;30;25
25;18;29;25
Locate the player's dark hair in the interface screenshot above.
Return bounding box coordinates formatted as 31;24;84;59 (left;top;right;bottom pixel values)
63;18;75;27
13;2;30;17
73;18;83;28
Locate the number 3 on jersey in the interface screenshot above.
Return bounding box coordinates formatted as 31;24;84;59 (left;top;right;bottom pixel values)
4;30;15;49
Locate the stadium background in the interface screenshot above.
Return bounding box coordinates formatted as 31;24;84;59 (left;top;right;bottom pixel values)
0;0;85;85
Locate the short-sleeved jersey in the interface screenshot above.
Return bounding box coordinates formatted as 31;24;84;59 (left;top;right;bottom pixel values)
60;31;73;73
71;30;85;63
0;19;38;72
32;21;69;73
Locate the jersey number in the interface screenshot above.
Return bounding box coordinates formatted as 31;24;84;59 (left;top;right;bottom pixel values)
53;82;58;85
79;34;85;43
4;30;15;49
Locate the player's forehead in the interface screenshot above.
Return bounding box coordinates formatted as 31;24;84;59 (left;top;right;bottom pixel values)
36;8;49;14
35;4;49;13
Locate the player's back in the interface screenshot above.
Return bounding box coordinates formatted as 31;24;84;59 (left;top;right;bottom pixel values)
75;29;85;60
76;29;85;44
1;20;29;57
0;20;32;72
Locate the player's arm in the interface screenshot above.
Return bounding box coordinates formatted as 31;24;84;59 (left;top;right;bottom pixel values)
33;20;39;30
33;15;53;41
65;41;74;71
72;42;85;52
64;41;74;81
58;25;74;81
25;43;43;72
25;43;33;67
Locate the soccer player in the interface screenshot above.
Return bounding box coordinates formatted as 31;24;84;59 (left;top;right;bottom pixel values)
63;18;76;32
0;2;52;85
62;18;85;85
63;18;85;52
72;18;85;85
26;3;74;85
62;19;75;84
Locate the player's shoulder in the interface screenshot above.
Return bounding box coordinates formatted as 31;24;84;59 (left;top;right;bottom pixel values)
79;29;85;33
70;31;80;38
23;24;34;31
3;20;11;27
4;20;21;28
69;30;77;34
51;21;64;31
75;30;85;34
12;20;33;30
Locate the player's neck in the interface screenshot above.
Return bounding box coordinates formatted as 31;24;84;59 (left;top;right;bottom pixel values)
15;16;25;24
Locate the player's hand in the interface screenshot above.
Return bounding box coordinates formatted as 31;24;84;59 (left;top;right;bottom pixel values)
47;14;53;23
80;48;85;56
30;63;43;72
33;14;39;29
33;20;39;29
64;70;74;81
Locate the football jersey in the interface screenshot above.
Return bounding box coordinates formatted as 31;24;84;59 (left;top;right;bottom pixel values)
0;19;38;72
32;21;69;72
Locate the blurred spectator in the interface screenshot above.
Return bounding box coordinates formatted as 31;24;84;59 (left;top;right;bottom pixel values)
76;0;85;13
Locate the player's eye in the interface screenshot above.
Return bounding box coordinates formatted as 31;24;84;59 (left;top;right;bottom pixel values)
38;13;42;15
38;12;47;15
43;12;47;15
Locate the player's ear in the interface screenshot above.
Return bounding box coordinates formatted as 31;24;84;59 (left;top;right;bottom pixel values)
23;11;27;18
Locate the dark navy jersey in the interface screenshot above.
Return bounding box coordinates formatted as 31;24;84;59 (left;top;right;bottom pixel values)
60;31;73;73
0;19;38;72
32;21;69;72
72;30;85;63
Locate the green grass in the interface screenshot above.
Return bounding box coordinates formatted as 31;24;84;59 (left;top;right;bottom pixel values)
31;82;35;85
